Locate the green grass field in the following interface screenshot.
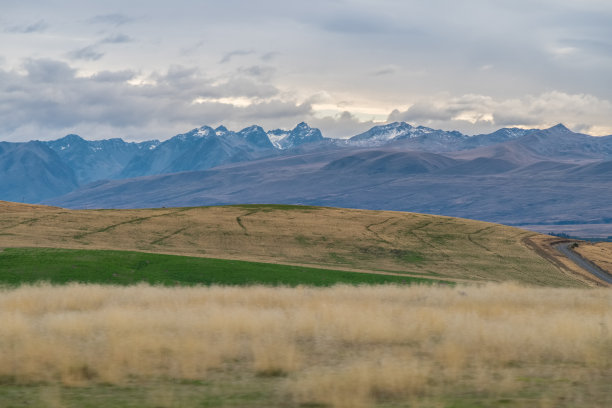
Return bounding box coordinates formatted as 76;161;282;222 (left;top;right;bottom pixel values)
0;247;439;287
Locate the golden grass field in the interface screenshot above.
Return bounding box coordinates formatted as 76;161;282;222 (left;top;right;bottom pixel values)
1;283;611;407
0;201;594;286
574;242;612;275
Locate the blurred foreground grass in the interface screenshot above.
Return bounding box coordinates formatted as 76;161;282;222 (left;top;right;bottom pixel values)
0;283;610;407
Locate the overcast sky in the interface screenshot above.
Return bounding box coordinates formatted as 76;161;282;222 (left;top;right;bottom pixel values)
1;0;612;141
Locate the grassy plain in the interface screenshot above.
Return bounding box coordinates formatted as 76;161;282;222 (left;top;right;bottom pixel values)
0;247;433;286
1;283;611;407
0;202;584;286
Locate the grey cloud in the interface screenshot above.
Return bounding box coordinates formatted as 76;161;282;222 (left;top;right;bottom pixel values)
388;103;455;123
23;59;76;83
240;100;312;120
371;66;397;77
148;66;218;96
68;45;104;61
388;95;500;132
90;70;136;83
261;52;280;61
0;59;302;141
157;66;200;83
551;7;612;30
492;112;541;127
2;1;612;139
88;13;134;26
216;77;279;99
101;33;132;44
5;19;48;33
238;65;276;80
67;33;131;62
298;4;403;35
559;38;612;58
310;111;377;139
179;40;205;56
220;50;254;64
318;14;390;34
387;92;612;135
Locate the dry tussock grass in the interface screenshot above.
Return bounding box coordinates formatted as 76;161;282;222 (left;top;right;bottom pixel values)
1;283;610;406
575;242;612;274
0;203;581;285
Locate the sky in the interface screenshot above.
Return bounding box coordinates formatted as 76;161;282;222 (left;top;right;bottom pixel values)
1;0;612;142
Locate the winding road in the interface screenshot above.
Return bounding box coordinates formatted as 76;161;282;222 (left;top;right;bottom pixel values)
554;242;612;284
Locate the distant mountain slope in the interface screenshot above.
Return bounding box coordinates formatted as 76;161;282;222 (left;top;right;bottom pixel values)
347;122;543;152
0;122;330;202
45;143;612;237
348;122;612;159
274;122;327;149
0;141;78;202
348;122;468;151
119;122;327;178
462;127;536;149
322;150;458;175
45;134;159;184
119;125;276;178
513;124;612;160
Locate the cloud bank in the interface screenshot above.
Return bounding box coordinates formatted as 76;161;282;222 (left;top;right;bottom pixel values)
1;1;611;140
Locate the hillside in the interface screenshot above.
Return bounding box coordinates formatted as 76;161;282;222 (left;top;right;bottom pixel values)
46;146;612;237
0;201;592;287
0;141;78;202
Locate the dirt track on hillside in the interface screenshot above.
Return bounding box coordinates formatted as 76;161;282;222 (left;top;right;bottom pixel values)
523;235;611;287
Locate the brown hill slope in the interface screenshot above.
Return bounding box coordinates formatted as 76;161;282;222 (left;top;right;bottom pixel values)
574;242;612;275
0;201;591;286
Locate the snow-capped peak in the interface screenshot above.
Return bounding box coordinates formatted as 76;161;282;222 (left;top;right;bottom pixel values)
197;126;214;137
266;129;290;149
265;123;324;149
214;125;229;136
350;122;419;143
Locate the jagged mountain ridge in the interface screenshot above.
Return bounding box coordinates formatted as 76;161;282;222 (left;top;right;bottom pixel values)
0;122;331;203
119;122;327;178
349;122;467;149
45;134;159;184
3;121;612;207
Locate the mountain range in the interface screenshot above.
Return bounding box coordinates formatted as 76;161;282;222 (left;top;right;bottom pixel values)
2;121;612;237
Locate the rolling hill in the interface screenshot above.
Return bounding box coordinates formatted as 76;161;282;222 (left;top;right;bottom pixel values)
0;201;598;287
